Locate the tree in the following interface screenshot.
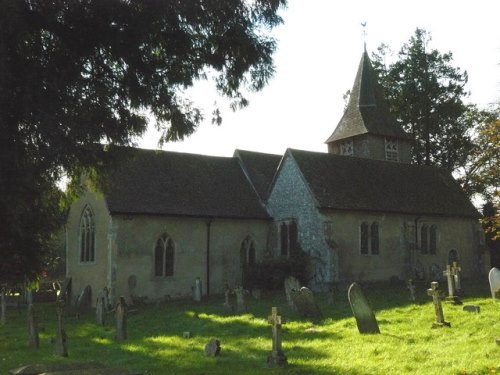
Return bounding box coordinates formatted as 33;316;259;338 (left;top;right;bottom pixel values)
371;28;480;171
0;0;287;284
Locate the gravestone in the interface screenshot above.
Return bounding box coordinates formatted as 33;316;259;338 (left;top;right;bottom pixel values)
463;305;480;313
204;338;221;356
27;304;39;348
222;285;232;312
102;286;111;311
284;276;300;310
115;296;127;342
76;285;91;311
290;287;322;322
451;262;462;294
193;277;202;302
234;286;247;313
1;288;5;325
347;283;380;334
443;265;462;304
267;307;287;368
488;267;500;298
427;281;451;328
55;301;68;357
406;279;416;302
96;295;105;326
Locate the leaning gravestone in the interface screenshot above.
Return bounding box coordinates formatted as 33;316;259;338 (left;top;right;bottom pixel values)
204;338;221;356
76;285;91;310
488;267;500;298
284;276;301;310
27;303;40;348
115;296;127;342
347;283;380;334
290;287;322;322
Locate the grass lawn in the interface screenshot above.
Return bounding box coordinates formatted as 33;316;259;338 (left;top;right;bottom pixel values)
1;279;499;374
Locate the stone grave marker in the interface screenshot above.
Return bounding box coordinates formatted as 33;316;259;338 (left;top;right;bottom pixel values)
76;285;92;318
406;279;416;302
55;301;68;357
204;338;221;356
443;265;462;304
193;277;202;302
463;305;480;313
347;283;380;334
284;276;300;310
489;267;500;298
234;286;247;313
451;261;462;294
96;294;105;326
290;287;322;322
27;303;39;348
267;307;287;368
427;281;451;328
115;296;127;342
222;285;232;312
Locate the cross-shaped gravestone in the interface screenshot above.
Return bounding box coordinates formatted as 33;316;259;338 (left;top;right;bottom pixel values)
443;265;462;304
55;300;68;357
427;282;451;328
451;261;462;294
115;296;127;342
406;279;416;302
267;307;287;368
27;303;40;348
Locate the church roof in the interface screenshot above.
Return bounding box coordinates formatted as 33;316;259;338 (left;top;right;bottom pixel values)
234;149;282;201
103;147;270;219
325;51;411;143
287;149;479;218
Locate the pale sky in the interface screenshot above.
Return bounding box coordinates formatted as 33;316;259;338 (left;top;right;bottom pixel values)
138;0;500;157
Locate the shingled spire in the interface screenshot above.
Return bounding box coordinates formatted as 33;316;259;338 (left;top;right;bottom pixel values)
325;50;412;163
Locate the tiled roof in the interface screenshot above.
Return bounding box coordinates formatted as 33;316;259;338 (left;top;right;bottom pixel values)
103;147;270;219
325;51;411;143
288;149;479;218
234;149;282;201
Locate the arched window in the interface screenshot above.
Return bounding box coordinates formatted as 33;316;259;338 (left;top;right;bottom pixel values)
360;222;369;255
154;234;174;277
279;220;299;257
420;225;428;254
371;222;379;254
360;221;380;255
79;205;95;263
429;225;437;254
240;236;256;267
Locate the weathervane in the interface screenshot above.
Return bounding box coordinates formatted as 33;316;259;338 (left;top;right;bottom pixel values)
361;22;367;51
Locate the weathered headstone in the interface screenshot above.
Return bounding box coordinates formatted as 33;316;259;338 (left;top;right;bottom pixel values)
27;304;40;348
234;286;247;313
76;285;92;310
451;261;462;294
284;276;300;310
193;277;202;302
406;279;416;302
347;283;380;334
204;338;221;356
96;295;105;326
267;307;287;368
55;301;68;357
115;296;127;342
488;267;500;298
463;305;480;313
443;265;462;304
427;281;451;328
290;287;322;322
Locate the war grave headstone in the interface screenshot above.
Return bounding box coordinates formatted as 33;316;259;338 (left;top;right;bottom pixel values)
55;301;68;357
347;283;380;334
27;303;40;348
443;265;462;304
267;307;287;368
234;286;247;313
290;287;322;323
204;338;221;356
488;267;500;298
427;281;451;328
284;276;300;310
115;296;127;342
193;277;202;302
406;279;416;302
451;261;462;295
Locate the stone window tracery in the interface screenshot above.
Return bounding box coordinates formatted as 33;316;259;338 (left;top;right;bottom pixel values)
154;233;174;277
79;205;95;263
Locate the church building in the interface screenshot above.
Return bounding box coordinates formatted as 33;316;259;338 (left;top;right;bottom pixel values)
65;50;484;304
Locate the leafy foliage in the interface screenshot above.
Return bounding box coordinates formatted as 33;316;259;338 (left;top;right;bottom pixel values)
0;0;287;284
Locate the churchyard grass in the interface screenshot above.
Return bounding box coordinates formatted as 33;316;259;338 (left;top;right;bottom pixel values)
1;280;499;374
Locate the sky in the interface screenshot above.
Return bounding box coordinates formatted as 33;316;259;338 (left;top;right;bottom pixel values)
137;0;500;157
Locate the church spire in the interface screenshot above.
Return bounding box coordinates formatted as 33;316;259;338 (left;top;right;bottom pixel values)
325;50;412;163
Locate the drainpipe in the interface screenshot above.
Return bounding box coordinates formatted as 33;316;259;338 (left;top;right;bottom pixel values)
206;218;213;296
